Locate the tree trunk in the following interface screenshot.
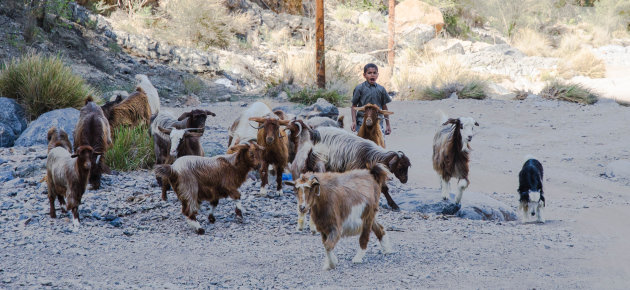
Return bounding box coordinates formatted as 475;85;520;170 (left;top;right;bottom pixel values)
387;0;395;77
315;0;325;88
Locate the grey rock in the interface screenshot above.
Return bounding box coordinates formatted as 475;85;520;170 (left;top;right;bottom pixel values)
203;141;227;157
0;97;28;147
0;170;14;182
300;98;339;119
15;108;80;147
0;158;7;165
444;43;465;55
110;218;122;227
399;24;435;48
14;162;42;178
277;91;289;101
396;189;517;221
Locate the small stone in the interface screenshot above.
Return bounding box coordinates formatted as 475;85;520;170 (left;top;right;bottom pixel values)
109;217;122;227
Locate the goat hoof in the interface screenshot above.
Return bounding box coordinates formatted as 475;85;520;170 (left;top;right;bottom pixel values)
388;203;400;211
208;215;216;224
49;212;57;219
196;228;205;235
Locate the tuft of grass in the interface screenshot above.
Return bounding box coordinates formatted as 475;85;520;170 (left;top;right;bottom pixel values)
0;53;95;119
182;76;205;95
394;53;489;100
105;124;155;171
423;80;489;100
288;87;349;107
511;28;552;56
558;48;606;79
540;80;599;104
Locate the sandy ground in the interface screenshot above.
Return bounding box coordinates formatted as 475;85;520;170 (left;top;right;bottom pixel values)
1;97;629;288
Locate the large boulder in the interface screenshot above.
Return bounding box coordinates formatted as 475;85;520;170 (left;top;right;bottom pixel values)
14;108;80;147
299;98;339;120
0;97;28;147
398;24;436;48
395;188;518;221
395;0;444;34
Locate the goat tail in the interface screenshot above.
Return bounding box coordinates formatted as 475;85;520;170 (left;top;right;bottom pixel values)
435;110;448;124
337;115;345;128
85;95;95;105
154;164;176;181
368;163;390;187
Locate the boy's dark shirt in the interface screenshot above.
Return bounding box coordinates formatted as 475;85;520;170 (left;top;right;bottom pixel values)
352;81;391;124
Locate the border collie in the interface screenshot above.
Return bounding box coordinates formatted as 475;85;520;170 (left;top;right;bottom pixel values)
518;156;545;223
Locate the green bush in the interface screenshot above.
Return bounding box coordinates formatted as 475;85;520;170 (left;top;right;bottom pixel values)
288;87;349;107
540;80;599;104
422;80;489;100
0;53;95;119
105;125;155;171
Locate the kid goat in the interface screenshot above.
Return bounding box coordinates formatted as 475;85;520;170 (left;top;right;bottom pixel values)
154;142;264;234
288;164;393;270
356;104;393;148
47;139;99;229
432;114;479;205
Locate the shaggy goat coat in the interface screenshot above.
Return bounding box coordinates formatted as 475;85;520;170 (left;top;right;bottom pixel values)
74;97;112;190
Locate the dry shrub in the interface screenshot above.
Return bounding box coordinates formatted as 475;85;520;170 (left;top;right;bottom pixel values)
0;53;95;119
511;28;552;56
393;53;489;100
558;48;606;79
540;79;599;104
279;48;363;98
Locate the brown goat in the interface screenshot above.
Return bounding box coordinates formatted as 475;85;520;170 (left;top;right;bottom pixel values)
432;116;479;204
286;164;393;270
154;142;264;234
46;145;98;229
249;116;291;196
74;96;113;190
356;104;393;148
47;126;72;153
101;87;152;132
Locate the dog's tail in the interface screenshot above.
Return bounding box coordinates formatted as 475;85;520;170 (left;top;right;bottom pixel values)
523;154;537;164
435;110;448;124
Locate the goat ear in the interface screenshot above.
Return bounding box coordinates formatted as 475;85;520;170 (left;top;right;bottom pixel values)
388;154;399;170
442;118;459;126
177;112;191;121
158;126;172;134
204;110;216;117
474;121;479;126
70;153;78;158
248;117;265;123
380;110;394;116
355;105;366;112
278;119;291;126
283;180;295;187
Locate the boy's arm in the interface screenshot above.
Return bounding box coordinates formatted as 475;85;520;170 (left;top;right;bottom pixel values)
351;104;358;132
382;103;391;135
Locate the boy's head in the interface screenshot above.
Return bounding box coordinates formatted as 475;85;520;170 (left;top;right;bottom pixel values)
363;63;379;85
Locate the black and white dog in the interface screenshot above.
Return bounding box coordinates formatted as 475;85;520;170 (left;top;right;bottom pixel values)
518;156;545;223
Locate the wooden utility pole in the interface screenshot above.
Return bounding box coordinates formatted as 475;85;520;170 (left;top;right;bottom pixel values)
315;0;325;88
387;0;395;77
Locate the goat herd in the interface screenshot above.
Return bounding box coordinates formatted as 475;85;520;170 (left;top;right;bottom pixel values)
43;87;546;270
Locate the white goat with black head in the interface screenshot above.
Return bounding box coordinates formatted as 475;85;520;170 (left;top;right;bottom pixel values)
432;113;479;205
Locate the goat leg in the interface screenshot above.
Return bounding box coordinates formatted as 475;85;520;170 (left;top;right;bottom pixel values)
160;177;170;201
48;192;57;219
274;165;284;196
258;161;269;196
381;184;399;211
208;200;218;224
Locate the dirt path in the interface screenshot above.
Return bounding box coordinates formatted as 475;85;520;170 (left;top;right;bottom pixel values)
1;98;629;288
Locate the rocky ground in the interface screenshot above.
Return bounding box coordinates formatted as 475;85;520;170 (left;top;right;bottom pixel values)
2;97;630;288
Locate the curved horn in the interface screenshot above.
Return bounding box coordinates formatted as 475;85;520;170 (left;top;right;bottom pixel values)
249;122;264;130
296;121;303;137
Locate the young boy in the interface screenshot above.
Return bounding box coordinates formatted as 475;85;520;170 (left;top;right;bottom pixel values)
351;63;392;135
